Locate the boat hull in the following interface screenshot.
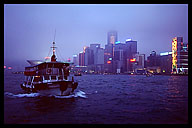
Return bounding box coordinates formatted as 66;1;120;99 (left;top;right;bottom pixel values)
20;81;78;96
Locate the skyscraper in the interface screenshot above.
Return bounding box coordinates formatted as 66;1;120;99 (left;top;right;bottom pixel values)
73;54;78;66
84;47;94;66
113;39;137;73
90;44;100;65
78;46;88;66
104;31;118;73
79;52;85;66
107;31;118;45
172;37;188;74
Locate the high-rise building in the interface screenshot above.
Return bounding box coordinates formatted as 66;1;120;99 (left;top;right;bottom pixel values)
90;44;100;65
113;39;137;73
147;51;160;67
78;46;88;66
134;53;145;68
73;54;78;66
114;49;124;73
124;39;137;72
79;52;85;66
96;48;104;65
125;39;137;58
104;31;118;73
172;37;188;74
107;31;118;45
84;47;94;66
159;52;172;74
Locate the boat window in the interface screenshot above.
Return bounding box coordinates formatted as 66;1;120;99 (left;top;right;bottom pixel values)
58;76;63;80
39;69;46;75
52;68;58;75
33;76;43;82
51;76;56;80
27;77;32;85
44;75;49;80
28;76;32;82
59;69;62;75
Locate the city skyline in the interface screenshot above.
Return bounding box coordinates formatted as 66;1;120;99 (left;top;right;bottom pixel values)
4;4;188;66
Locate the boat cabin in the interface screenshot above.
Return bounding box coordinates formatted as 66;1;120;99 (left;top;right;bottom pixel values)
24;62;70;85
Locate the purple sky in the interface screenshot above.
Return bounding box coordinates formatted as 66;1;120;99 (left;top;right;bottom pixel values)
4;4;188;66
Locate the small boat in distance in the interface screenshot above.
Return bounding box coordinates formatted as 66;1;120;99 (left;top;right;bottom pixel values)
74;72;82;76
20;41;78;96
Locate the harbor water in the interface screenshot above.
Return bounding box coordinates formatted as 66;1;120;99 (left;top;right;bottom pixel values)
4;72;188;124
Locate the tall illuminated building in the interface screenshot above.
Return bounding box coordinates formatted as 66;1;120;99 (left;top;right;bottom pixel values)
78;46;88;66
113;39;137;73
172;37;188;74
104;31;118;73
73;54;78;66
107;31;118;45
90;44;100;65
79;52;85;66
84;47;94;66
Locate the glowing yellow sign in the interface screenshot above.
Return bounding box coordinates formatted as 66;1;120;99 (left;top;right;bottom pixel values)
172;37;177;73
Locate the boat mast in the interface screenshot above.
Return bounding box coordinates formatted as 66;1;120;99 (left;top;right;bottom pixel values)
51;29;57;62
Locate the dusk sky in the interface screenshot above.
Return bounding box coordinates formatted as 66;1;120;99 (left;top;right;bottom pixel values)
4;4;188;66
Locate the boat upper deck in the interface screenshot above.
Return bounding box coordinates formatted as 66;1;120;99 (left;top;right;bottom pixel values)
24;61;72;76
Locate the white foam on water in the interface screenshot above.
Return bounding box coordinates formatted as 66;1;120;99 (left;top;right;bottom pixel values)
74;90;87;98
5;90;87;99
5;92;40;98
52;90;87;99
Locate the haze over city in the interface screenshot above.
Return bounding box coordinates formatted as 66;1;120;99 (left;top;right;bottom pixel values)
4;4;188;67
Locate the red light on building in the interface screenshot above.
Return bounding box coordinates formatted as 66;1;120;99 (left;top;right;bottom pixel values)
67;58;71;62
4;66;6;69
107;61;111;64
8;67;12;70
130;58;136;62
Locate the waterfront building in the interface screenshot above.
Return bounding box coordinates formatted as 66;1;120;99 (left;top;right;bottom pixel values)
84;47;94;66
114;49;124;73
125;39;137;58
72;54;78;66
172;37;188;74
159;52;172;74
132;53;146;74
83;44;105;73
104;43;113;73
125;39;137;72
79;52;85;66
104;31;118;73
146;51;162;74
147;51;160;67
96;48;104;65
90;44;101;65
113;39;137;73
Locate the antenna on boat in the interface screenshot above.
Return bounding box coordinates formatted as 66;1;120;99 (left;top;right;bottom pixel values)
53;29;56;42
51;29;57;62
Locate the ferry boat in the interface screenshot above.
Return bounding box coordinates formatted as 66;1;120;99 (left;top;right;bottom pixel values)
20;41;78;96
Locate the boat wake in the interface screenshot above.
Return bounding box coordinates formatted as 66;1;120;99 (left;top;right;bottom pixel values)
4;90;87;99
51;90;87;99
4;92;40;98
